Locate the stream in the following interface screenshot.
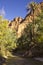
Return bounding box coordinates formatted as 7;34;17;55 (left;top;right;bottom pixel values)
0;56;43;65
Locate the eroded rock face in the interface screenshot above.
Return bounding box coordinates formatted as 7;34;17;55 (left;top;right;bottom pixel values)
9;17;23;31
9;2;43;38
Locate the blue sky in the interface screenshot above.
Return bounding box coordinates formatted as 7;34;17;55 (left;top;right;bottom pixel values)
0;0;43;20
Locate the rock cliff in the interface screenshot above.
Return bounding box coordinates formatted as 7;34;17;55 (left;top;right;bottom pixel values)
9;2;43;38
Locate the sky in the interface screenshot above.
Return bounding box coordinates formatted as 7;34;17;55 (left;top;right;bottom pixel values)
0;0;43;20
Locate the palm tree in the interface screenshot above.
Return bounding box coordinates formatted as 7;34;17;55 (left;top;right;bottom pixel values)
27;2;37;43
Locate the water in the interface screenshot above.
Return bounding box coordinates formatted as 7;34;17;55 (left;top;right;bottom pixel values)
1;56;43;65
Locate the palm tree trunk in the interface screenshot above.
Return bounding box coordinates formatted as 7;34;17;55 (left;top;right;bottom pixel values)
32;9;35;42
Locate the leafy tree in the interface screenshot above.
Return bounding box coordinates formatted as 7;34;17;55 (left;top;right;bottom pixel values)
0;16;17;58
34;11;43;46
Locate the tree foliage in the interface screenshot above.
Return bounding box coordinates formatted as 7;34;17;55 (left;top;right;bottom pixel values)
17;2;43;56
0;16;17;58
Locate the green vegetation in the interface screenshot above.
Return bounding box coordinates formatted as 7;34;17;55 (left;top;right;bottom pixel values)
0;16;17;58
17;2;43;57
0;2;43;59
0;2;43;65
